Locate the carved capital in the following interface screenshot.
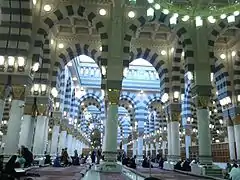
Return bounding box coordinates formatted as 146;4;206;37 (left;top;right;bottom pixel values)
233;115;240;125
228;119;234;126
195;96;210;109
108;90;120;105
12;86;26;100
171;111;181;122
24;104;34;115
38;104;49;116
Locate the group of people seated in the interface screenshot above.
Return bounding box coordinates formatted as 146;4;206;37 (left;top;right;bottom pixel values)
174;159;192;171
0;146;34;179
225;163;240;180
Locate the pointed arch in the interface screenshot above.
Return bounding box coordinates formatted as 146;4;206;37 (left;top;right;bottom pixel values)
130;48;169;95
124;13;194;72
34;4;108;87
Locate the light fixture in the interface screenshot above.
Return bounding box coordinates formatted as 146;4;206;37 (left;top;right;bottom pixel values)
173;91;180;99
32;62;40;72
101;66;106;76
50;39;54;45
161;9;170;15
237;95;240;102
123;67;128;77
128;11;135;18
195;16;203;27
210;73;214;82
99;46;102;51
33;84;40;92
154;3;160;10
186;71;193;81
67;61;72;67
99;9;106;16
181;51;185;57
147;0;154;3
58;43;64;49
220;14;226;19
8;56;15;66
32;0;37;5
182;15;190;22
220;54;226;60
171;48;174;53
161;93;169;103
227;15;235;23
17;57;25;67
0;56;5;66
51;87;58;98
140;90;143;94
181;94;184;101
231;51;236;57
147;7;154;17
161;50;166;55
43;4;52;12
207;16;216;23
72;77;77;81
41;84;47;92
233;11;239;16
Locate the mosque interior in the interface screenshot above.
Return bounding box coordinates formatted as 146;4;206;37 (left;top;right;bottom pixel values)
0;0;240;179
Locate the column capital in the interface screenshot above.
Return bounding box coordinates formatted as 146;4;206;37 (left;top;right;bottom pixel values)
171;111;181;122
37;104;49;116
12;85;26;100
192;85;212;97
23;103;34;116
107;89;120;105
195;95;210;109
233;115;240;125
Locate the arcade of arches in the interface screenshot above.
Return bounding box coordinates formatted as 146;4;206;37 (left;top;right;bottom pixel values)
0;0;240;178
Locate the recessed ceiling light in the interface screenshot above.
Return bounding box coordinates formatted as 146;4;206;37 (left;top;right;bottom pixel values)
220;54;226;60
58;43;64;49
154;3;161;10
99;46;102;51
231;51;236;57
99;9;106;16
43;4;52;12
161;50;166;55
67;62;72;67
128;11;135;18
72;77;77;81
32;0;37;5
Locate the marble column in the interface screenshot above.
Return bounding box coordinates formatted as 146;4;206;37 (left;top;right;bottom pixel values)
67;134;73;155
155;143;160;155
234;115;240;161
137;137;143;158
58;130;67;153
132;140;137;156
50;125;60;156
150;143;154;157
19;114;34;149
33;115;48;156
145;144;149;156
196;96;212;164
103;104;118;162
4;86;25;155
170;112;181;162
167;122;172;160
79;141;82;155
227;118;236;160
185;126;192;159
72;137;76;155
162;141;167;157
43;117;49;152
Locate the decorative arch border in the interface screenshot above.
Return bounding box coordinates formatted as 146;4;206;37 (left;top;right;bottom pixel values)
211;57;232;100
208;15;240;57
34;3;108;87
130;47;169;95
124;13;194;72
118;115;131;136
52;43;102;88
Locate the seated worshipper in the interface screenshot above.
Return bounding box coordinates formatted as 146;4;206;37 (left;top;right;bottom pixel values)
142;156;150;168
4;155;23;180
122;157;129;166
127;156;136;169
229;164;240;180
158;157;164;169
72;150;80;165
182;159;191;171
174;160;183;170
21;146;33;167
224;162;232;179
53;156;62;167
44;151;51;165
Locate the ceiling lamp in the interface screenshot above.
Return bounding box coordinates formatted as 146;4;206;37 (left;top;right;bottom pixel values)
161;93;169;103
154;3;160;10
220;14;227;19
171;48;174;53
147;0;154;3
233;11;239;16
17;57;25;67
170;15;177;24
51;39;54;45
231;51;236;57
67;61;72;67
161;50;166;55
8;56;15;66
227;15;235;23
99;9;107;16
128;11;135;18
58;43;64;49
32;0;37;5
186;71;193;81
147;7;154;17
182;15;190;22
32;62;40;72
207;16;216;23
220;53;226;59
72;77;77;81
0;56;4;66
162;9;169;15
51;87;58;98
43;4;52;12
195;16;203;27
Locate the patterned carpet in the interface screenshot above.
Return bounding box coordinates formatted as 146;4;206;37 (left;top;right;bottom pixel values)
136;167;210;180
100;172;126;180
21;166;87;180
